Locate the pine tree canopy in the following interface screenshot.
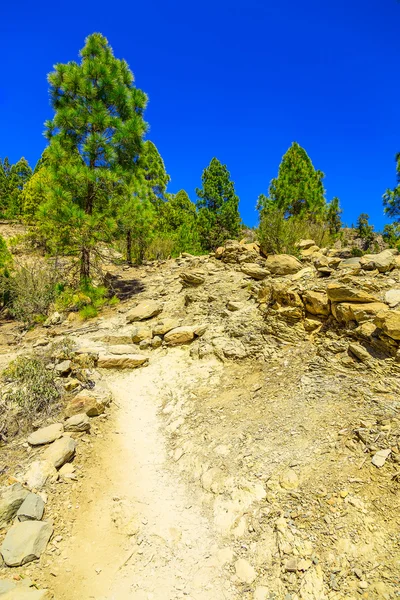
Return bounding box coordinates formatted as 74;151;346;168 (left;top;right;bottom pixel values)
261;142;326;218
0;157;32;217
138;141;170;208
383;151;400;220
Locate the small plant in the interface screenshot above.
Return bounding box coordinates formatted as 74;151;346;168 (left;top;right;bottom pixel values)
351;247;364;257
79;304;98;320
3;356;61;419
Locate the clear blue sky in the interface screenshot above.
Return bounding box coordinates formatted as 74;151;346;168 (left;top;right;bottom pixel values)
1;0;400;230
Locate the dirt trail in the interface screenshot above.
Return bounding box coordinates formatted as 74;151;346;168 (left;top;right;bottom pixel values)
51;350;236;600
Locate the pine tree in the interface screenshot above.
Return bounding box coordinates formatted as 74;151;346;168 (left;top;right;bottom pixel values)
0;157;32;217
163;190;201;254
139;141;170;210
42;32;148;281
262;142;326;218
196;158;241;250
383;151;400;220
326;196;342;234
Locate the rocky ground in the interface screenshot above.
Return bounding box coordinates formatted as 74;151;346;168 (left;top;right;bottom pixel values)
0;238;400;599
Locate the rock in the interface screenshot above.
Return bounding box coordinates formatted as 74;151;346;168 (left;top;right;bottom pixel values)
298;239;316;250
265;254;302;275
193;323;208;337
153;318;180;336
106;344;137;355
65;390;108;417
337;256;361;269
280;469;299;490
0;484;29;526
43;312;62;327
23;461;58;490
348;343;371;363
64;413;90;432
285;557;298;572
98;354;149;369
332;301;386;324
292;266;314;281
63;379;80;392
299;565;327;599
179;270;205;285
371;448;391;468
42;437;76;469
164;326;195;346
300;245;320;258
151;336;162;349
385;289;400;308
374;309;400;340
126;300;162;322
131;324;153;343
16;493;44;522
59;463;77;480
253;587;269;600
302;290;329;316
27;424;64;447
227;300;243;311
234;558;257;584
54;360;71;375
326;283;377;303
360;249;396;273
241;263;270;280
0;520;53;567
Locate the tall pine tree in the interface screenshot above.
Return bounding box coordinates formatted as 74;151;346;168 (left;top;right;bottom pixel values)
196;158;241;250
0;157;32;217
42;32;148;280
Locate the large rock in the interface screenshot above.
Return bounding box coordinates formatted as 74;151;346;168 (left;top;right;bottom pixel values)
0;483;29;526
16;493;45;522
27;423;64;447
23;461;58;490
385;289;400;308
43;437;76;469
107;344;138;355
126;300;162;322
98;354;149;369
64;413;90;432
326;283;377;303
179;270;205;285
0;520;53;567
332;302;386;324
302;291;329;316
241;263;270;280
153;317;180;336
374;310;400;340
164;326;195;346
265;254;302;275
360;249;396;273
297;239;316;250
131;324;153;343
65;389;110;417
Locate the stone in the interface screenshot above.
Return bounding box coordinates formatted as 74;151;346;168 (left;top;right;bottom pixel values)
265;254;302;275
371;448;391;468
65;390;107;417
253;587;269;600
126;300;162;322
280;469;299;490
131;324;153;343
64;413;90;432
241;263;270;280
0;520;53;567
98;354;149;369
348;343;371;362
54;360;71;375
300;245;320;258
64;379;80;392
385;289;400;308
106;344;137;355
285;557;298;572
193;323;208;337
164;326;195;346
23;461;58;491
332;301;386;324
179;270;205;285
0;484;29;526
234;558;257;583
16;493;44;522
326;283;377;303
302;290;329;316
360;249;396;273
151;336;162;349
153;318;180;336
299;565;327;599
59;463;77;480
226;300;243;311
43;312;62;327
27;424;64;447
374;309;400;340
297;239;316;250
43;437;76;469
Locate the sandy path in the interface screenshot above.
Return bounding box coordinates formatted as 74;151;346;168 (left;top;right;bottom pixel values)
51;351;235;600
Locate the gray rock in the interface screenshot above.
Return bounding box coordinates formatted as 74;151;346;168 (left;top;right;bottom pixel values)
43;436;76;469
385;289;400;308
126;300;162;322
371;448;391;468
151;336;163;349
23;461;58;490
16;493;45;522
0;520;53;566
54;360;72;375
27;423;64;446
64;413;90;432
0;483;29;526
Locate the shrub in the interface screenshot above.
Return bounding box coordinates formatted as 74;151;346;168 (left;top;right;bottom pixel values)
3;356;61;419
351;247;364;257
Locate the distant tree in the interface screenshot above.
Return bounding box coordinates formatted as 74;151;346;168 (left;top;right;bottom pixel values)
356;213;374;243
41;32;148;281
259;142;326;218
382;223;400;249
196;158;241;250
326;196;342;234
21;168;51;222
383;150;400;220
139;141;170;210
0;157;32;217
163;190;201;254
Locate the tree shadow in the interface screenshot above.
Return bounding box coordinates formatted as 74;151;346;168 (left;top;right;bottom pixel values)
105;273;145;301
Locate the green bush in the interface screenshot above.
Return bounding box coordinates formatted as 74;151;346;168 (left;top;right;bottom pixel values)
351;247;364;257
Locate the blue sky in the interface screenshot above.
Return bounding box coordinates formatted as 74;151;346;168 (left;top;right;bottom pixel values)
1;0;399;230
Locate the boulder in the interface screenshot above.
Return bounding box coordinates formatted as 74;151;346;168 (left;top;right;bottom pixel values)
265;254;302;275
348;343;371;363
326;283;377;303
16;493;44;522
65;388;111;417
0;520;53;567
164;326;195;346
43;437;76;469
107;344;138;355
302;291;329;317
64;413;91;432
332;302;386;324
385;289;400;308
179;270;205;285
374;310;400;340
153;318;180;336
360;250;396;273
300;245;320;258
27;423;64;447
131;324;153;343
23;461;58;491
98;354;149;369
151;336;162;349
297;239;316;250
0;483;29;526
54;360;71;376
126;300;162;322
241;263;270;280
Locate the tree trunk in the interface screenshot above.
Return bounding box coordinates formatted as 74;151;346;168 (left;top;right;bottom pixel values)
126;229;132;266
80;246;90;283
